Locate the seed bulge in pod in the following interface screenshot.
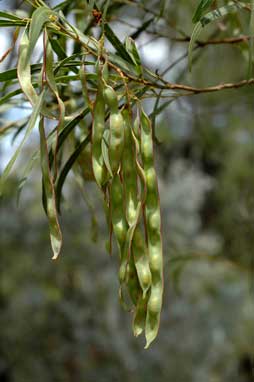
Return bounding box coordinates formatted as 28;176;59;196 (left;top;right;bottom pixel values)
148;289;162;315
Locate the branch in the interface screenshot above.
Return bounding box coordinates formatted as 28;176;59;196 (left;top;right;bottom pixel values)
172;35;250;46
133;77;254;95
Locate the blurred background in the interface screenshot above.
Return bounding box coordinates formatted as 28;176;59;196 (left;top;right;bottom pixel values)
0;0;254;381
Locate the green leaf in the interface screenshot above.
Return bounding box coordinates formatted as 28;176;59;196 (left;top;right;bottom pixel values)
125;37;143;76
26;6;57;66
0;117;29;136
45;33;65;114
188;1;246;70
72;169;98;242
79;63;92;111
59;11;98;51
130;18;153;40
48;36;67;61
0;20;26;27
0;57;93;83
192;0;213;23
159;0;166;17
17;30;39;105
53;0;72;11
104;24;134;65
18;109;88;207
39;117;63;260
0;11;23;20
59;12;138;76
56;134;91;212
0;88;25;107
48;107;89;168
93;3;132;64
0;64;41;82
149;99;174;119
17;30;56;119
101;129;113;178
0;90;45;196
16;151;38;206
44;33;65;180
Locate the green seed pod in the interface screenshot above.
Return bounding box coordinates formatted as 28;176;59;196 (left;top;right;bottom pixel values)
109;111;125;175
139;107;163;349
125;254;141;306
104;85;125;175
132;227;152;298
122;109;139;226
147;286;161;314
91;64;108;188
132;294;148;337
77;143;95;181
104;85;118;113
149;245;163;273
110;175;128;247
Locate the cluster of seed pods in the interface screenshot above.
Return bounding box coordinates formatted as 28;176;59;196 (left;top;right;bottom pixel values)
89;60;163;348
6;5;164;347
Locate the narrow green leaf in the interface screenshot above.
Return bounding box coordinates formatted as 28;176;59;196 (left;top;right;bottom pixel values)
92;4;133;64
48;36;67;61
48;107;89;168
17;151;38;206
125;37;143;76
159;0;167;17
192;0;213;23
17;109;86;206
0;64;42;82
0;88;25;107
0;58;92;83
130;18;154;40
0;11;23;20
79;63;92;111
188;1;246;70
56;134;91;212
53;0;72;11
0;20;26;27
199;2;246;27
0;90;45;196
45;33;65;122
44;32;65;179
17;29;38;105
59;11;98;51
59;12;138;76
17;30;56;119
102;0;111;21
104;24;134;65
26;6;57;66
0;117;29;136
39;117;63;260
149;99;174;119
72;169;98;242
101;129;113;178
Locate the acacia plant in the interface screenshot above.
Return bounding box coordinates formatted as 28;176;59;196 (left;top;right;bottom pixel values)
0;0;253;348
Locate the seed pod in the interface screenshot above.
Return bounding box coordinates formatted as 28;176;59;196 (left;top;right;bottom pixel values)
104;85;124;175
91;62;108;188
132;227;152;298
110;175;128;247
122;108;139;226
110;174;130;295
77;143;95;181
125;253;141;306
139;107;163;349
132;294;148;337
